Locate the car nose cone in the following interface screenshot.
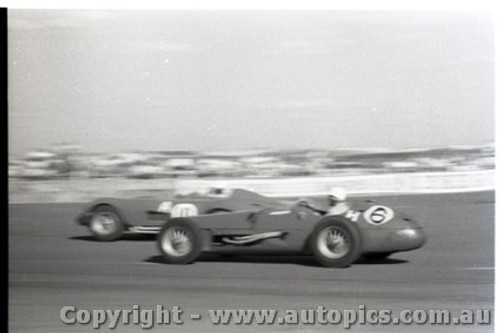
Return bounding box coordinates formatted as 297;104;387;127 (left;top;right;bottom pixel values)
390;228;426;251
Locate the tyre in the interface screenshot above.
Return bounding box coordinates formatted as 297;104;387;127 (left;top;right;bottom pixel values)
88;205;126;241
363;252;392;260
157;218;202;264
310;218;363;268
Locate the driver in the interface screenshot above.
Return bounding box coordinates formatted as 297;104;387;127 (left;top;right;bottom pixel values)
295;187;349;216
205;181;231;197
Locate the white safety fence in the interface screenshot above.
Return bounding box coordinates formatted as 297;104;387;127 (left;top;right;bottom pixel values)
174;170;495;197
8;170;495;203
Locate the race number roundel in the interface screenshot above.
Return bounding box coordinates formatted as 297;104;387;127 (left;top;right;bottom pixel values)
171;203;199;218
363;205;394;225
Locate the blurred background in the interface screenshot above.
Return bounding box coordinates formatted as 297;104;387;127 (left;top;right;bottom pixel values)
8;142;495;203
7;143;496;180
8;10;495;201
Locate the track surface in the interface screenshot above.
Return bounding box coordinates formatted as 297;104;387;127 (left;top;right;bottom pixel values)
9;192;494;332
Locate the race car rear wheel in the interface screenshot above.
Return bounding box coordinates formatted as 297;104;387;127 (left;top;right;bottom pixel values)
158;218;202;264
311;218;363;268
88;205;125;241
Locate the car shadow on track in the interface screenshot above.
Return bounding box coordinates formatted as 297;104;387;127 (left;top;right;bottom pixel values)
355;257;408;265
69;234;156;242
143;254;408;268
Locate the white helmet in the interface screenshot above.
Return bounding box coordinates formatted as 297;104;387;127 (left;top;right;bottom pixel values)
329;187;347;202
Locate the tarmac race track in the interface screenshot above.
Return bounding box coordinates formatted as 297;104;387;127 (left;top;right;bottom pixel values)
9;191;494;332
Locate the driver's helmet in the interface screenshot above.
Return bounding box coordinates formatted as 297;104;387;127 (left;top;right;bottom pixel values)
328;187;347;204
207;181;229;196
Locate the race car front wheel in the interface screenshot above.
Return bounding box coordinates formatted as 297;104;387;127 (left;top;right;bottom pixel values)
158;218;202;264
88;205;125;241
311;218;363;268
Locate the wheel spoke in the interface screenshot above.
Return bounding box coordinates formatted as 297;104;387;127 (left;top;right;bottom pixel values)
317;226;351;259
162;226;193;257
90;213;117;235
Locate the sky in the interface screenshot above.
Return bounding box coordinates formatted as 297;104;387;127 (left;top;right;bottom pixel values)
8;10;495;154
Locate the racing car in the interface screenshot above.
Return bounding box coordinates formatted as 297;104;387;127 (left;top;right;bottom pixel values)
157;191;426;268
76;187;287;241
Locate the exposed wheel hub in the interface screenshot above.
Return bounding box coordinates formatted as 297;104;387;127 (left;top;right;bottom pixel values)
317;227;351;259
90;214;117;235
161;227;193;257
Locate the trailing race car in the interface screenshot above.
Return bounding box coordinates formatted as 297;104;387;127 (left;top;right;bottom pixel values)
76;188;287;241
157;191;426;268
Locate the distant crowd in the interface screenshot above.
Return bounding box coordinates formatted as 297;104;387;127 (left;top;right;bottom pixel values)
9;144;495;180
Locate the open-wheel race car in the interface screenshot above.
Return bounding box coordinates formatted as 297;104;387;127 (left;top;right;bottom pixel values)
156;189;426;268
76;188;287;241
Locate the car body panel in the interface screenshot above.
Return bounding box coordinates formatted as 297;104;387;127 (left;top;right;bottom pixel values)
179;201;426;256
77;189;287;230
